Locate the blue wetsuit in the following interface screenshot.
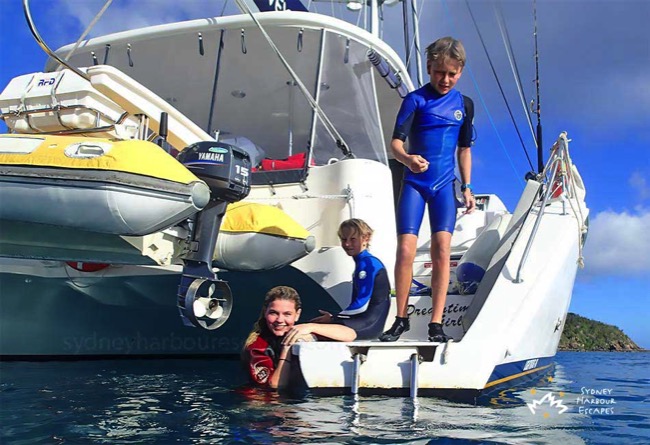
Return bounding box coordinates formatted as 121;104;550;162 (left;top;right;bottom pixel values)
333;250;390;340
393;84;474;235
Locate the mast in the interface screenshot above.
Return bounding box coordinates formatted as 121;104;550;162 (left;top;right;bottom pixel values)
533;0;543;173
411;0;423;87
370;0;379;37
401;0;412;79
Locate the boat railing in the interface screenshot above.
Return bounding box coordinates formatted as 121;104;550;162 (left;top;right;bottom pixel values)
513;132;576;283
2;104;134;138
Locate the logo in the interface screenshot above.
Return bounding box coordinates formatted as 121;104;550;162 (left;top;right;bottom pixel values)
454;109;463;121
208;146;229;154
527;391;569;417
527;380;617;417
358;271;367;280
198;152;224;163
37;77;56;87
269;0;287;10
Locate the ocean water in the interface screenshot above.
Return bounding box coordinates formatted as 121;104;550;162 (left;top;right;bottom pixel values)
0;352;648;444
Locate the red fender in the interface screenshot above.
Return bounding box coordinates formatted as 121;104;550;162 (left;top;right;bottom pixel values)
65;262;110;272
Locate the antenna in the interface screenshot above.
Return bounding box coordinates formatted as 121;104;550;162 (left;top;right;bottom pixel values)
533;0;543;173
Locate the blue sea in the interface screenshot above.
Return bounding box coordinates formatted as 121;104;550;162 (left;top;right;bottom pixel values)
1;352;648;444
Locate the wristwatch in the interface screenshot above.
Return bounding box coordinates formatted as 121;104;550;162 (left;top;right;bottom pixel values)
460;183;473;192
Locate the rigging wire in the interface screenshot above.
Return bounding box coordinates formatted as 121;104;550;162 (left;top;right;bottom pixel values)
494;1;537;150
233;0;351;157
60;0;114;68
403;0;427;88
441;0;523;186
411;0;423;87
220;0;230;17
402;0;411;78
465;0;534;172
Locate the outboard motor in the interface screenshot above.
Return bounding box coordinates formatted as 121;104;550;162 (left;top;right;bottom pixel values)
176;141;251;329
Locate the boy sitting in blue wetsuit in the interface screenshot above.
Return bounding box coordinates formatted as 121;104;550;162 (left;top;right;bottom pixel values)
311;219;390;340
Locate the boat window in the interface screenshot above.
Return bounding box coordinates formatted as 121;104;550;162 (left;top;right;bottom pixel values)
209;27;319;170
311;32;387;165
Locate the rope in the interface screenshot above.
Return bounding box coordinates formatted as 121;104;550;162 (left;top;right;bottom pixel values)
60;0;114;68
250;193;354;201
233;0;351;157
561;136;587;268
291;193;350;200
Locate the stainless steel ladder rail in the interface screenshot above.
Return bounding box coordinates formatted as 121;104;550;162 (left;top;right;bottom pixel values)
514;134;568;283
410;353;420;399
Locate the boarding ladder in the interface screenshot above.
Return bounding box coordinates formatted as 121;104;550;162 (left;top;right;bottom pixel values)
347;341;447;398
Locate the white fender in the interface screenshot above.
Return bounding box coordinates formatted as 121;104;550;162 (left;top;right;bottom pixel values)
455;213;512;295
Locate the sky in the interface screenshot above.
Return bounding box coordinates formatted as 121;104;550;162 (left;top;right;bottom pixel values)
0;0;648;348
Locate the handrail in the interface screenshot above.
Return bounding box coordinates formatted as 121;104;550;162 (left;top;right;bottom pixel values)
22;0;90;81
513;133;568;283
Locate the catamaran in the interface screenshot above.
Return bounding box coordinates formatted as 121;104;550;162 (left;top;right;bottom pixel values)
0;0;588;401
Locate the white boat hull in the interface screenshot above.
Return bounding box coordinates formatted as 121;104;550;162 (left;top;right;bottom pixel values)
295;182;588;399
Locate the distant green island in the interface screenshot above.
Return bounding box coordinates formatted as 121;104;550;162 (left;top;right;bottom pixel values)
559;312;643;352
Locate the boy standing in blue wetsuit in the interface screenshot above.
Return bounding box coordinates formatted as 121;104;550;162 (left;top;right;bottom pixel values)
380;37;476;343
311;219;390;340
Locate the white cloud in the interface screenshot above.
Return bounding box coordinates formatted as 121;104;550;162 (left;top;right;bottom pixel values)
581;209;650;277
629;171;650;202
58;0;236;38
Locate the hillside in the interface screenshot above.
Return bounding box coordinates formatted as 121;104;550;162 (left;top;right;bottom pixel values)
559;312;643;351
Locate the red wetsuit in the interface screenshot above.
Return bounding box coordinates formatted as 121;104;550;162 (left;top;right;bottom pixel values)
242;334;279;386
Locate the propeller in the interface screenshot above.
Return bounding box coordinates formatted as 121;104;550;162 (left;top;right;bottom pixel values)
182;278;233;330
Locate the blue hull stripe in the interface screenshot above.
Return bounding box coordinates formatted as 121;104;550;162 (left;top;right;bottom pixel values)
485;356;555;388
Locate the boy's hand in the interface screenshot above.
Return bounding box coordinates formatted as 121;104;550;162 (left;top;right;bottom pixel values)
463;189;476;213
310;310;333;323
406;154;429;173
282;324;316;346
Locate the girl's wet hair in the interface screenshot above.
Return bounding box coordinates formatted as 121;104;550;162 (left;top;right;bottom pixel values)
243;286;302;348
337;218;374;241
426;36;466;67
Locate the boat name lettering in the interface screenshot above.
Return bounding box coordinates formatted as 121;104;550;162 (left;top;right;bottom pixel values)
198;152;225;163
407;304;466;326
37;77;56;87
208;147;229;154
523;358;539;371
407;303;469;317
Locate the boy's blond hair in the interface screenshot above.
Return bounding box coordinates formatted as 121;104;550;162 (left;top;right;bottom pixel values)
426;36;466;68
337;218;374;242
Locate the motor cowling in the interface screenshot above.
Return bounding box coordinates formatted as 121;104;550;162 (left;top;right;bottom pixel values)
177;141;251;203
